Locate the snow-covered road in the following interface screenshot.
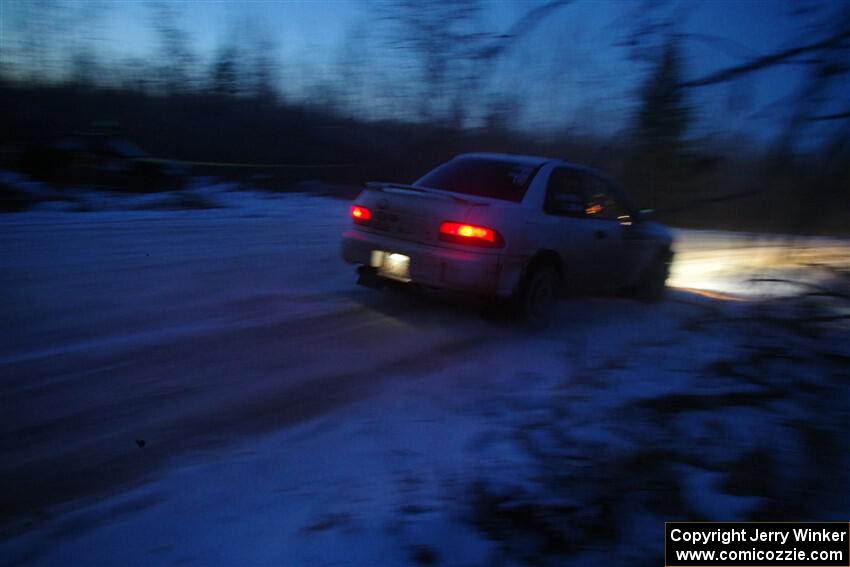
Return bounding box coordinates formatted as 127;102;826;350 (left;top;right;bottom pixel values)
1;189;847;565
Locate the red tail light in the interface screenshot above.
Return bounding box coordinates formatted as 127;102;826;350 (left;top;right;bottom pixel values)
439;221;504;247
350;205;372;224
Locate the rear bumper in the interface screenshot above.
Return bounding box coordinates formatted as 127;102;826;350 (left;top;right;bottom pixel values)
341;229;523;297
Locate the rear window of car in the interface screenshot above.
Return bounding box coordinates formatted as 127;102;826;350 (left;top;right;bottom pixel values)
415;158;539;202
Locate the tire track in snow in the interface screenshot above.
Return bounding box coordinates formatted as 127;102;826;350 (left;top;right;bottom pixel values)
0;296;496;535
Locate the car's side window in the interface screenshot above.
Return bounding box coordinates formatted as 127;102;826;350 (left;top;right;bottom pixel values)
583;174;630;222
544;167;586;217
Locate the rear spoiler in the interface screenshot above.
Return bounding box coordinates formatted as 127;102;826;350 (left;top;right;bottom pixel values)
365;181;489;206
367;181;429;193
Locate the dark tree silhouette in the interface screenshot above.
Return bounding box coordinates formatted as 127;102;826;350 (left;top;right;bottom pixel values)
627;37;692;206
151;3;197;95
211;45;238;96
636;38;690;155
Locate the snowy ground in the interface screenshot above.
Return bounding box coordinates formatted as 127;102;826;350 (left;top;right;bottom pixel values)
1;185;848;566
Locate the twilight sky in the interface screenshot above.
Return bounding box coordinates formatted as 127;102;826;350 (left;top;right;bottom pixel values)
1;0;846;146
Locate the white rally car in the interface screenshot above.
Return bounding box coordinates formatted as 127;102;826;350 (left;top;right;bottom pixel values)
341;153;673;322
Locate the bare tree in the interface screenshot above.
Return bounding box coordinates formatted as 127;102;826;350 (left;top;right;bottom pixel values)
334;23;372;118
381;0;569;126
250;33;278;101
150;3;197;95
211;44;239;96
3;0;72;84
69;52;98;88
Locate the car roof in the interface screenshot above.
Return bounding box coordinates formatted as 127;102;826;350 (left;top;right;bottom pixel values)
454;152;557;167
452;153;611;180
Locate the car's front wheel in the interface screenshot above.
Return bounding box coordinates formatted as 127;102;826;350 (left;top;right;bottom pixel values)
633;250;671;303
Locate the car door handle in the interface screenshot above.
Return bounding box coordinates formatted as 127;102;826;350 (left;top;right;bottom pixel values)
595;230;606;240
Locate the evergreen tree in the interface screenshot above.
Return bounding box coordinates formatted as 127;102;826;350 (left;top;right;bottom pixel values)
628;37;691;206
635;38;690;157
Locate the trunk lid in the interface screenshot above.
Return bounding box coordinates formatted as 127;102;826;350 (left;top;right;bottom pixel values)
353;183;489;245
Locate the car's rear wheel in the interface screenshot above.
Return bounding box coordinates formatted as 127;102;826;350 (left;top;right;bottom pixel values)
516;263;559;326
